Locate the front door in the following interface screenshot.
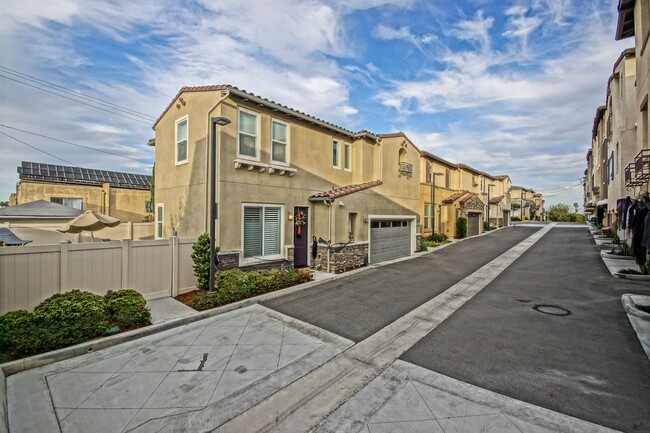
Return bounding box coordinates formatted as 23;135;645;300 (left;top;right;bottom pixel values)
293;207;309;267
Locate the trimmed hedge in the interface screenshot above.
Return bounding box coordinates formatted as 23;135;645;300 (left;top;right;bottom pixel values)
105;289;152;329
34;290;108;351
0;289;151;357
193;268;311;311
456;217;467;238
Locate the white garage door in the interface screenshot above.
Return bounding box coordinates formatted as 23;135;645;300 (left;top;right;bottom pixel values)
370;220;411;264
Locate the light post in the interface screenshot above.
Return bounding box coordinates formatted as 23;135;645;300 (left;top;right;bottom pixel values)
487;184;495;229
430;166;443;234
209;116;231;291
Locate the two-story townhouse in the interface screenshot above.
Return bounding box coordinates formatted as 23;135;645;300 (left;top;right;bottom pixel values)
590;106;609;225
152;85;420;273
510;186;536;220
617;1;650;204
532;194;545;221
419;151;461;238
604;48;638;234
487;175;512;227
584;150;595;217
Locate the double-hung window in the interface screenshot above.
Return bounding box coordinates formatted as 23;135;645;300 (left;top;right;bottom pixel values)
238;108;259;159
175;117;188;164
344;143;351;171
271;119;288;164
243;205;281;258
332;140;340;168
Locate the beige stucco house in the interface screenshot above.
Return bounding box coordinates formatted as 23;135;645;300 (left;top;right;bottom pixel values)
9;161;152;223
152;85;420;272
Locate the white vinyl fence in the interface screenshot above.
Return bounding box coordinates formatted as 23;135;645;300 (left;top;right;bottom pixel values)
0;237;197;314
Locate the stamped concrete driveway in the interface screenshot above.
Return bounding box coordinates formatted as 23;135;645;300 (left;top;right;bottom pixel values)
402;225;650;433
264;226;541;342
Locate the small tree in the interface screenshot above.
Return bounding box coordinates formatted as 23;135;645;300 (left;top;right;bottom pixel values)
191;234;220;290
456;217;467;238
573;202;579;214
547;203;571;222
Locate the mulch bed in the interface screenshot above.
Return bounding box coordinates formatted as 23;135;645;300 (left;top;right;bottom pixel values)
174;289;207;309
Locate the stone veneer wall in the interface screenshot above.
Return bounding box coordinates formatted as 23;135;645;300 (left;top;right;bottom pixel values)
312;242;369;273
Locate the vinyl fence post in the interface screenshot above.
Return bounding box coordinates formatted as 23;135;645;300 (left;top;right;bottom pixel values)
60;241;70;294
171;236;179;297
121;239;131;289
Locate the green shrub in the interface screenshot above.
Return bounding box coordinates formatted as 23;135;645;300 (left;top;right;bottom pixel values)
192;268;311;311
105;289;151;329
34;290;108;351
511;216;521;222
419;240;428;252
641;256;650;275
456;217;467;238
191;233;220;290
427;233;448;243
0;310;42;354
620;240;631;256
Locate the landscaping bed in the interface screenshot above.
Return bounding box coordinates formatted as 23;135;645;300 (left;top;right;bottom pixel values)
175;268;312;311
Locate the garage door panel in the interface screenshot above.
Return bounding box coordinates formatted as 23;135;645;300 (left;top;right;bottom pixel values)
370;221;411;264
467;214;480;237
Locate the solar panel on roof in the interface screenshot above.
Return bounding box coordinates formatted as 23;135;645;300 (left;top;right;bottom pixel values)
19;161;150;190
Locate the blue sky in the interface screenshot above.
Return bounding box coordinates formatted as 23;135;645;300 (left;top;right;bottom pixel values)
0;0;632;209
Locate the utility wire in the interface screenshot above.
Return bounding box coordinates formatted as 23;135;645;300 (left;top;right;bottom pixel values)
0;66;156;120
0;124;153;165
0;74;152;125
0;131;79;167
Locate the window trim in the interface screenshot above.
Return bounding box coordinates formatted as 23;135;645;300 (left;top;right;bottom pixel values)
241;203;285;262
344;142;351;171
332;139;340;169
175;116;189;166
237;107;260;161
271;118;290;166
155;203;164;239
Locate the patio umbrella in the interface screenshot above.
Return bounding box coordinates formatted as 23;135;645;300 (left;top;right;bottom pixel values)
58;210;120;241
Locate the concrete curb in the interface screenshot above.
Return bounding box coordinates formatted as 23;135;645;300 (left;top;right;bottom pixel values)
621;294;650;361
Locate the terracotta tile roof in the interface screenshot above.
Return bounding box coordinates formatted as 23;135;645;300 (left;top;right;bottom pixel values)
153;85;378;142
442;190;481;205
309;180;383;201
489;195;504;204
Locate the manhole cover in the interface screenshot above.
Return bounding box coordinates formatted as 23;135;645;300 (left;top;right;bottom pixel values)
533;304;571;316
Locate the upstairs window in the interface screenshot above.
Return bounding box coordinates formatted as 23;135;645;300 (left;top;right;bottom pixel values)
238;108;259;159
271;120;288;164
51;197;83;209
175;117;188;164
344;143;351;171
332;140;340;168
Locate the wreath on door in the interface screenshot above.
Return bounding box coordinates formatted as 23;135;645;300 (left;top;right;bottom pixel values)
294;210;306;236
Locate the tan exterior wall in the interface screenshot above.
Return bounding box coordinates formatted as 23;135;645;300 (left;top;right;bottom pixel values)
14;180;150;222
154;90;420;263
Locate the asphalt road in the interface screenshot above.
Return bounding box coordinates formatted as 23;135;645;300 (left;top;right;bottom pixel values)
264;226;540;342
401;226;650;433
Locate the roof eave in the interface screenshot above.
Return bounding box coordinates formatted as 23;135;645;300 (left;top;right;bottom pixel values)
616;0;636;40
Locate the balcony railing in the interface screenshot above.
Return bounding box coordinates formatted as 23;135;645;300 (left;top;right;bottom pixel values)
398;162;413;178
634;149;650;181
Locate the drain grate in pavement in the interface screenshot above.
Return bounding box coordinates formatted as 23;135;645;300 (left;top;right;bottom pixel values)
533;304;571;316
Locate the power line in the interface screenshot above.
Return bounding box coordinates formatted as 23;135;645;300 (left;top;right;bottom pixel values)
0;66;156;120
0;131;79;167
0;74;153;125
0;66;157;121
0;124;153;165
